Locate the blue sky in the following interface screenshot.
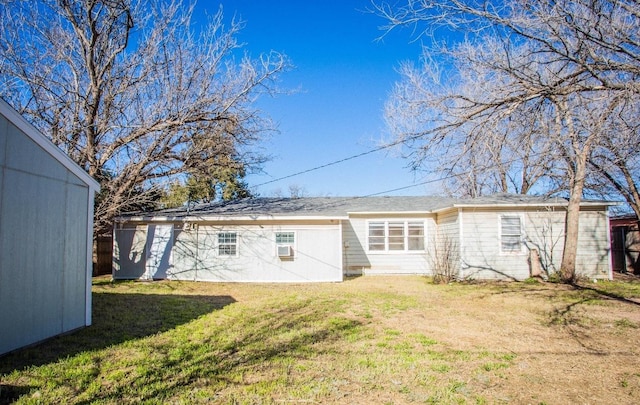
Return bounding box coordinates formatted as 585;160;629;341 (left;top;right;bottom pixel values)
198;0;426;197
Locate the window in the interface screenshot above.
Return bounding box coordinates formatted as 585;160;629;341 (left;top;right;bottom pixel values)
368;222;386;251
408;222;425;250
218;232;237;256
367;221;425;252
275;232;295;245
500;216;522;253
388;222;405;250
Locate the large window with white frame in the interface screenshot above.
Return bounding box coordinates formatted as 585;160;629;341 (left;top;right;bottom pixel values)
500;215;523;253
367;221;425;252
218;232;238;256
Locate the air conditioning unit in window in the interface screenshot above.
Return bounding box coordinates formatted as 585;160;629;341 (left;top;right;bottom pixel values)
277;244;293;257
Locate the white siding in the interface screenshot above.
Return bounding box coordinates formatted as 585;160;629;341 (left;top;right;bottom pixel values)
458;207;611;280
575;209;611;278
343;216;435;275
434;209;461;278
114;221;343;282
0;114;93;355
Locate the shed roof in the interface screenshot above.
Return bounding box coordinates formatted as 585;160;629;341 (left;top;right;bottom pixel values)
117;194;615;222
0;98;100;192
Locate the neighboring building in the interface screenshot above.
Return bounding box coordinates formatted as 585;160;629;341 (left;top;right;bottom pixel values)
0;99;100;355
113;194;614;282
610;214;640;275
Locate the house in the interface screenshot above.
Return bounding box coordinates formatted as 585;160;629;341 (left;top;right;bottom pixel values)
112;194;614;282
0;99;100;355
610;214;639;274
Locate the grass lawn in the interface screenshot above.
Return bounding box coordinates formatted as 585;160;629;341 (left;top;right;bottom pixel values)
1;275;639;404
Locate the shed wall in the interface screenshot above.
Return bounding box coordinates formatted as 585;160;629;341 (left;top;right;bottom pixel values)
0;114;91;355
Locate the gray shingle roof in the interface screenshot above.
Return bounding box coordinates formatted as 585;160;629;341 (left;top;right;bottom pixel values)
115;194;615;220
116;194;614;221
122;196;457;219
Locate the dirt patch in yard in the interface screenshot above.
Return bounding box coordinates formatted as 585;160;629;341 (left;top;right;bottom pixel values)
329;276;640;404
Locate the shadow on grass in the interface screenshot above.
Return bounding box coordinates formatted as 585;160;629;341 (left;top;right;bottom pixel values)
571;282;640;307
0;292;235;374
81;297;363;404
1;289;363;403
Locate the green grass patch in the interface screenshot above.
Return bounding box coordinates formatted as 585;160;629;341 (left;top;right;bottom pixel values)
1;276;638;404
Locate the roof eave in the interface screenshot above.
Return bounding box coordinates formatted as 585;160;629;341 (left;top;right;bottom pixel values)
347;210;435;216
115;214;349;222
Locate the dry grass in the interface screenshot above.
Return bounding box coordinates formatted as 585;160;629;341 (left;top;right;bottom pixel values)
1;275;639;404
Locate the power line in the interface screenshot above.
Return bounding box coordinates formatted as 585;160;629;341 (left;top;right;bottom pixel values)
253;141;401;188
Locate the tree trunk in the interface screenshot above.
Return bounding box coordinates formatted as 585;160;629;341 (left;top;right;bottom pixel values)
560;152;588;283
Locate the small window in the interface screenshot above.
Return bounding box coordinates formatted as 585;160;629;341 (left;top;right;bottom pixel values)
275;232;295;245
388;222;405;250
408;222;425;251
218;232;237;256
368;222;386;251
501;216;522;253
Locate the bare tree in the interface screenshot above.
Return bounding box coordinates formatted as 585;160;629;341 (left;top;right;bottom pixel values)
0;0;289;235
588;100;640;222
375;0;640;282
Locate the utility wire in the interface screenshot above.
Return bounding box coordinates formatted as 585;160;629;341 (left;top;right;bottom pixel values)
253;141;400;188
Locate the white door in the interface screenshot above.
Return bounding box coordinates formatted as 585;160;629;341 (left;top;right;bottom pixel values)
145;224;173;279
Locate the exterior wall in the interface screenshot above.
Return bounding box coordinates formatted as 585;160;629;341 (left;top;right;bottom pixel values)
458;207;611;280
574;209;612;278
433;209;461;277
114;220;343;282
343;214;436;275
0;113;92;355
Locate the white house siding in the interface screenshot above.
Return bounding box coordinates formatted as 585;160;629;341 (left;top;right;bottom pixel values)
434;209;461;277
0;111;94;355
458;206;611;280
459;208;550;280
522;208;567;275
114;220;343;282
112;224;147;279
574;208;612;278
343;215;436;275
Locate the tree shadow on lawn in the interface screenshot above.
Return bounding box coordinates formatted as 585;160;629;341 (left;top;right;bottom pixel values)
2;293;363;404
0;292;235;374
478;280;640;307
82;297;363;404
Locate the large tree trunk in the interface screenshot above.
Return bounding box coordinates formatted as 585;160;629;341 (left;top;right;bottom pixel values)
560;144;589;283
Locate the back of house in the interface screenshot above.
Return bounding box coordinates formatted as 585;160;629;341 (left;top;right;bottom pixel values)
112;194;614;283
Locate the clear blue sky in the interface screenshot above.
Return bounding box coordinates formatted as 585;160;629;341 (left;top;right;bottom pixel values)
198;0;426;197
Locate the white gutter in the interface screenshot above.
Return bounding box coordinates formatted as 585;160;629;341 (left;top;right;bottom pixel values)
115;215;350;222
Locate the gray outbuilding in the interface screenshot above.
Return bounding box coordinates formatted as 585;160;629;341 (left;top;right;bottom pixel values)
0;99;100;355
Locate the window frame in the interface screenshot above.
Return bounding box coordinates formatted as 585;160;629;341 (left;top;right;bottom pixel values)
366;220;426;253
275;231;295;245
217;232;238;257
499;214;525;255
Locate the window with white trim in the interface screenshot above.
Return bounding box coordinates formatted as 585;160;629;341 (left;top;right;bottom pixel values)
368;222;386;251
275;232;295;245
367;221;425;252
500;215;522;253
218;232;237;256
408;222;425;250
